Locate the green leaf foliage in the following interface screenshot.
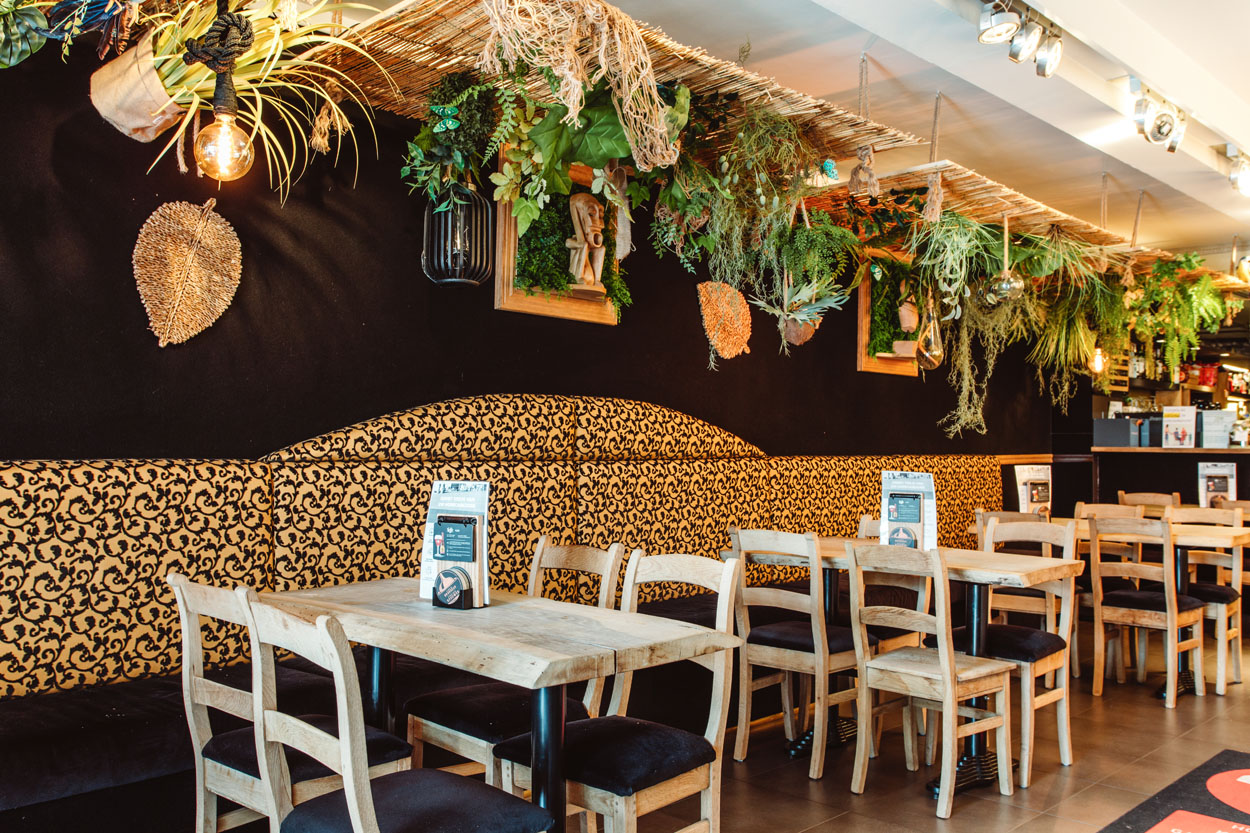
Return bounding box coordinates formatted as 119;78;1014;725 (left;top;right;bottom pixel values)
0;0;46;69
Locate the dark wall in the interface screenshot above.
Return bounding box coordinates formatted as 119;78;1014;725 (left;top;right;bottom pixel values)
0;49;1052;460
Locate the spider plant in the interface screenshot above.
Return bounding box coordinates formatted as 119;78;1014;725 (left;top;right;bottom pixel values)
146;0;392;200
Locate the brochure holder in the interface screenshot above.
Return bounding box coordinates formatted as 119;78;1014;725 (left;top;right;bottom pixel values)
419;481;490;608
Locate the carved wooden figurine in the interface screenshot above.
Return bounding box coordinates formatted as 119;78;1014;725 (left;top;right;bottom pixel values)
566;193;607;299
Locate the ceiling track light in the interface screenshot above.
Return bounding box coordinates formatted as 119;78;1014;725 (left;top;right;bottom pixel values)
1008;19;1043;62
1230;156;1250;197
978;2;1021;44
1130;79;1185;153
1034;30;1063;77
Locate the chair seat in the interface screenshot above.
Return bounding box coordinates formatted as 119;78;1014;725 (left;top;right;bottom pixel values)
280;768;554;833
203;714;411;781
867;646;1014;682
1187;582;1241;605
1101;589;1204;613
404;682;591;744
493;715;715;797
995;586;1046;599
952;624;1066;664
746;619;866;654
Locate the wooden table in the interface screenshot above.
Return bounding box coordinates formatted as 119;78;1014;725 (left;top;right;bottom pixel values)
752;538;1084;795
263;578;740;833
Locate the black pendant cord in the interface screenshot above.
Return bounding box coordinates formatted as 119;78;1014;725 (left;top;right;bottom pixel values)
181;0;254;116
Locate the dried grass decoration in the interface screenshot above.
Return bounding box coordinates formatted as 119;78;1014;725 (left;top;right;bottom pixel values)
697;281;751;362
132;198;241;347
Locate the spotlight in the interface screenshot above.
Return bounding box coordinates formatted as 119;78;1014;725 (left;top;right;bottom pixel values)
1133;96;1158;136
978;2;1021;44
1142;105;1184;152
1232;159;1250;196
1008;20;1043;62
1034;31;1063;77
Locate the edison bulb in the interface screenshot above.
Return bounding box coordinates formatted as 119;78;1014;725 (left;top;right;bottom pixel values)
194;113;254;182
1089;347;1107;374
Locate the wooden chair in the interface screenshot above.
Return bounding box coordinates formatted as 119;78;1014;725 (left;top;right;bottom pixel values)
856;515;880;538
1209;498;1250;589
1163;505;1244;695
1089;517;1206;707
847;544;1014;819
167;573;411;833
1069;502;1145;679
244;598;554;833
494;551;743;833
727;528;859;781
980;519;1078;788
974;510;1044;549
405;536;625;784
1118;490;1182;519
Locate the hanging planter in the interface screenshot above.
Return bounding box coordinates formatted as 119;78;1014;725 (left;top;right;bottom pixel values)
783;319;818;346
915;294;944;370
89;33;184;142
697;281;751;363
422;186;494;286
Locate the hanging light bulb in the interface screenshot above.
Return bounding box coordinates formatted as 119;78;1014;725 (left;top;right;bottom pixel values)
183;1;255;183
1089;347;1108;374
194;113;254;181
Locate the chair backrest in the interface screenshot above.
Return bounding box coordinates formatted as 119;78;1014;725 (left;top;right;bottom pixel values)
1212;497;1250;512
974;509;1044;549
246;600;379;832
1074;502;1145;519
1163;505;1243;527
981;519;1076;560
1163;505;1244;584
1117;491;1181;518
528;535;626;609
615;552;742;753
167;572;258;757
725;528;824;654
1088;517;1182;617
848;545;955;689
856;515;880;539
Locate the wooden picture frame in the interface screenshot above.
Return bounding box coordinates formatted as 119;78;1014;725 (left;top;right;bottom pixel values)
493;163;618;326
856;275;919;377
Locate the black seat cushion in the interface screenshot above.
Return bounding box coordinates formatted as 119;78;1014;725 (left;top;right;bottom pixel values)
404;682;591;744
203;714;411;780
280;768;554;833
995;586;1046;599
1101;589;1204;613
493;715;715;797
1187;582;1240;605
947;624;1066;663
0;663;337;812
746;619;864;653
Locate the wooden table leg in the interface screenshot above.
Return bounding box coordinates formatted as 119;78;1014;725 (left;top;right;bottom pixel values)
366;646;395;733
532;684;567;833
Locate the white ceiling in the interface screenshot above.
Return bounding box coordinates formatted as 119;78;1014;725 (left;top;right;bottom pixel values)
611;0;1250;257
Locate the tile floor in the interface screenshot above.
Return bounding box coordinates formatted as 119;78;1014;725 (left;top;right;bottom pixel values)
643;632;1250;833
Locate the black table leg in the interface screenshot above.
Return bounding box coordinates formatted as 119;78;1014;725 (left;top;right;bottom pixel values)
532;684;567;833
366;647;395;733
928;583;1001;797
787;567;857;758
1156;545;1199;699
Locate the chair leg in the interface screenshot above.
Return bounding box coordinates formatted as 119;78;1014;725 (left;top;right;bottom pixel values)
1193;625;1206;697
1070;619;1081;678
1216;610;1229;696
733;659;752;762
995;680;1014;798
936;696;959;819
1056;663;1073;767
924;708;937;767
798;674;813;735
850;682;872;794
1165;628;1178;709
1136;628;1149;684
1018;668;1035;789
1093;620;1106;696
781;671;798;741
605;796;637;833
1116;627;1129;684
194;762;216;833
702;765;722;833
1044;605;1057;689
1233;602;1244;687
902;703;919;772
808;667;829;780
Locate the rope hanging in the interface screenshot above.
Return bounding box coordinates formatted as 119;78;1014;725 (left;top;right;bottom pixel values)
848;53;879;197
182;0;254;116
310;81;351;154
923;92;944;223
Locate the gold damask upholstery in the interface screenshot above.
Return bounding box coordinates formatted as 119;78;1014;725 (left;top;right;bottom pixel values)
0;460;271;699
770;455;1002;549
270;461;576;593
573;397;764;461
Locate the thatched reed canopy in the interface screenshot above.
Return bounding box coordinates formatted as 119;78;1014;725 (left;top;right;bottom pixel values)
324;0;919;161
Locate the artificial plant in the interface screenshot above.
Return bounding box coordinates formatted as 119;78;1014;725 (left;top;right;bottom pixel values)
401;71;499;211
0;0;46;67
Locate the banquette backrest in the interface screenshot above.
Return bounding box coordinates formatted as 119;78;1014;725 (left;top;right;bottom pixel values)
0;394;1002;699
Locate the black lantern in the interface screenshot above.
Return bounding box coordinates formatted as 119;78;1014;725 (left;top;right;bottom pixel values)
422;186;493;286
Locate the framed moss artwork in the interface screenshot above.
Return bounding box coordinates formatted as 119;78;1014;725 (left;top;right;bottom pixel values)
494;164;628;326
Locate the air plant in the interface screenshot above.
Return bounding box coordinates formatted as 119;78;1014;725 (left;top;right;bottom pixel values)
146;0;392;200
906;210;999;320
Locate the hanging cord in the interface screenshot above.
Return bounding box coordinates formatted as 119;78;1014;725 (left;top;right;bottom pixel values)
848;53;880;197
310;80;351;154
182;0;254;116
1099;171;1109;229
1130;189;1144;248
923;92;944;222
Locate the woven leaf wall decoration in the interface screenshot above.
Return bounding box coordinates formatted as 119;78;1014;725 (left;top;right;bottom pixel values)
697;281;751;361
132;199;242;347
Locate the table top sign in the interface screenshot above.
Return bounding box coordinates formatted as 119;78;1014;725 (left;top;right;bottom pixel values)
1201;410;1236;449
1163;405;1197;448
419;481;490;607
1199;462;1237;508
1014;464;1052;516
881;470;938;550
